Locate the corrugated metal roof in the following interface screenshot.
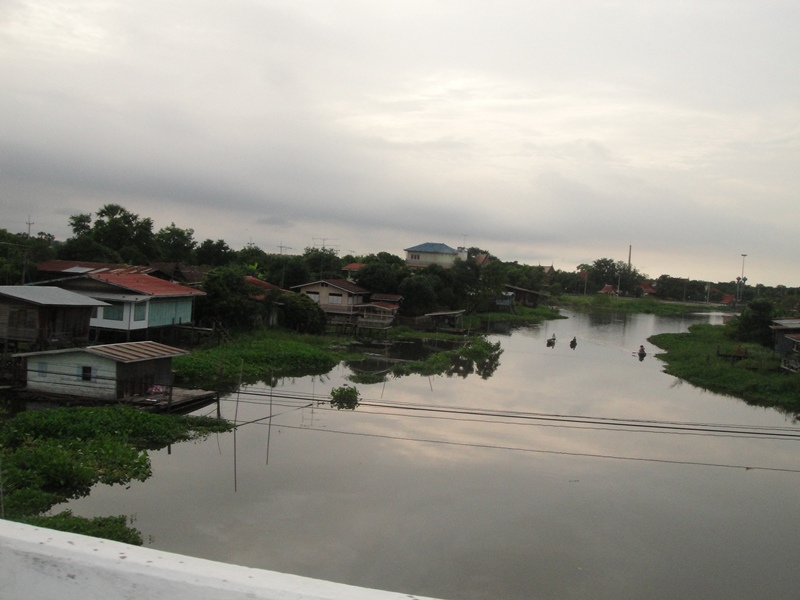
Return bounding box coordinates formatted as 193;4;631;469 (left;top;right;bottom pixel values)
13;340;188;362
89;273;205;297
86;341;189;362
0;286;109;307
38;260;156;275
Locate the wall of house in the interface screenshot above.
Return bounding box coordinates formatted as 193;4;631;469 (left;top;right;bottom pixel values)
0;301;40;343
116;358;174;397
404;251;462;269
24;352;118;400
148;297;194;327
301;283;362;313
91;300;149;332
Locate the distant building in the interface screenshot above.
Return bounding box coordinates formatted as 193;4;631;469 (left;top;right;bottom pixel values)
404;243;467;269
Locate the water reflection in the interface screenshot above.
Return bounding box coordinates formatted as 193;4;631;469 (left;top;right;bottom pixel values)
60;311;800;600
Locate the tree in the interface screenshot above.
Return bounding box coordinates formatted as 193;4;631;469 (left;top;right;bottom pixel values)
195;266;262;329
727;299;775;347
398;274;438;316
195;239;236;267
154;223;196;263
303;246;342;280
280;292;326;333
62;205;157;264
56;235;123;264
354;262;399;293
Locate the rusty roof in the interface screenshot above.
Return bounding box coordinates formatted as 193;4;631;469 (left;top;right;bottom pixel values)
38;260;156;275
89;273;205;297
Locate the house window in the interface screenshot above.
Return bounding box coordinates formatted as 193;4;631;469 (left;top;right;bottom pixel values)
103;302;124;321
329;293;342;305
134;302;147;321
411;253;420;260
80;366;94;382
36;362;47;379
306;292;320;304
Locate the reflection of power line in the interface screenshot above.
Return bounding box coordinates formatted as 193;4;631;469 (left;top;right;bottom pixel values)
222;390;800;440
261;423;800;474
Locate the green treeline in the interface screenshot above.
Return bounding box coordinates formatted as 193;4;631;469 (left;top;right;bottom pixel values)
3;204;799;328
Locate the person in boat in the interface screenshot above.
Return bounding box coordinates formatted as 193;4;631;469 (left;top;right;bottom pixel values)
637;345;646;361
546;334;556;347
570;336;577;349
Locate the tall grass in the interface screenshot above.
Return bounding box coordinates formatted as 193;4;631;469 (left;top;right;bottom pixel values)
650;324;800;412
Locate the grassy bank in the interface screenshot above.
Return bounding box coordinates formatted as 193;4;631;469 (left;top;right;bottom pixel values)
559;294;731;316
173;330;351;390
650;323;800;412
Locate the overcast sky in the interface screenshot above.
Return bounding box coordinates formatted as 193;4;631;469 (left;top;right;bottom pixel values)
2;1;798;286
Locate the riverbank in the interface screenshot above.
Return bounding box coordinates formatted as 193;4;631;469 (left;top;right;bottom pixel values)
649;323;800;413
559;294;733;316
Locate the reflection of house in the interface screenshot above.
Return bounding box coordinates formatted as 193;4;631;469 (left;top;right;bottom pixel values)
13;341;187;401
0;286;108;352
404;243;467;269
31;273;205;342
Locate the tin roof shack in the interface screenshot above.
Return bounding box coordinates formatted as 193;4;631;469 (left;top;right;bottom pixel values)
31;273;205;343
14;341;188;402
0;286;109;354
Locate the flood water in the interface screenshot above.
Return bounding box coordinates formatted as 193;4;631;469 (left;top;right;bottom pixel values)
62;311;800;600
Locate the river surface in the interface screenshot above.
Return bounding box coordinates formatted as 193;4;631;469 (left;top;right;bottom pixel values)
62;311;800;600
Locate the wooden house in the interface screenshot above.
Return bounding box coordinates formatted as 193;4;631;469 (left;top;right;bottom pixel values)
0;286;108;352
771;318;800;356
13;341;188;401
30;273;205;342
404;243;467;269
291;279;368;324
504;285;542;308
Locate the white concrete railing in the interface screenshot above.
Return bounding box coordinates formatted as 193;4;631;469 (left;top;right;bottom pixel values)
0;519;444;600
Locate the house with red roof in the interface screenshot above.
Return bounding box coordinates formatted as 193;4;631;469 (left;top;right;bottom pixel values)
31;272;205;342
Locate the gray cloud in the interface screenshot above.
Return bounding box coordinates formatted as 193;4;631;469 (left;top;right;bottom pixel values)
1;0;798;285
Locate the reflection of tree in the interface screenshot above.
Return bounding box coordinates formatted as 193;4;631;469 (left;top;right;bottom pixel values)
348;338;503;382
